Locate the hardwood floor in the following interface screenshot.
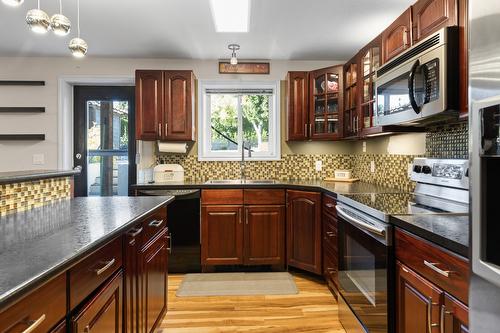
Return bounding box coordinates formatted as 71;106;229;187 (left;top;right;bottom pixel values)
159;272;346;333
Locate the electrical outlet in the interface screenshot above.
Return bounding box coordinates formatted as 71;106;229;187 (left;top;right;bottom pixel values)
32;153;45;165
315;160;323;172
370;160;375;173
407;163;413;177
362;141;367;153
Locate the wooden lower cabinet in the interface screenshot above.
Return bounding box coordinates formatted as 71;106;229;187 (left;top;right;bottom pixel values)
71;270;123;333
138;229;169;333
396;261;469;333
51;320;67;333
201;205;244;265
322;212;338;295
244;205;285;266
286;190;322;274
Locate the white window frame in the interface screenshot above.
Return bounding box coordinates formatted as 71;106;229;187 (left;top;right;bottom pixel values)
198;80;281;161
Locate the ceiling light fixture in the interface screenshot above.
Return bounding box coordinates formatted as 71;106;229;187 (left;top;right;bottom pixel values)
228;44;240;65
50;0;71;36
2;0;24;6
68;0;87;57
209;0;250;32
26;0;50;33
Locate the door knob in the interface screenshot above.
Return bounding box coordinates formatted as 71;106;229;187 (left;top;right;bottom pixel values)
75;153;82;160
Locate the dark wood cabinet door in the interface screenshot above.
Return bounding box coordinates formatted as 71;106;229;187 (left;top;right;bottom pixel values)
201;205;244;265
138;229;168;333
71;271;123;333
322;212;338;295
396;261;443;333
124;224;141;333
412;0;457;42
443;294;469;333
244;205;285;266
135;70;163;141
164;70;194;141
286;71;309;140
286;190;322;274
382;8;412;63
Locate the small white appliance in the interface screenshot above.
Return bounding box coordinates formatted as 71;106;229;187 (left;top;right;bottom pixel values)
153;164;184;183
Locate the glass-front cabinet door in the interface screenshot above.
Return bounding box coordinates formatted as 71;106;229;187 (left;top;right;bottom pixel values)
310;66;343;139
344;57;359;139
360;40;380;132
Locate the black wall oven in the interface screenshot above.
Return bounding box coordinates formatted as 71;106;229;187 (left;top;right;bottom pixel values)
336;204;394;333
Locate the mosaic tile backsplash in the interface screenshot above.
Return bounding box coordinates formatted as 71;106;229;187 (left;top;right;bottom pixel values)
426;122;468;159
157;153;418;192
0;177;72;216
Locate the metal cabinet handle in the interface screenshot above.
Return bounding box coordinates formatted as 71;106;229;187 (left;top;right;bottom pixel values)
158;123;162;136
127;227;143;237
428;299;439;333
95;258;116;276
325;203;335;208
21;314;46;333
167;232;172;254
424;260;451;278
165;123;168;136
304;124;308;137
149;219;164;228
309;123;312;136
326;231;335;237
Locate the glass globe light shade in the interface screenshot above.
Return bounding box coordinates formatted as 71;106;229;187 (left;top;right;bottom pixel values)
50;13;71;36
230;56;238;65
26;8;50;34
69;37;88;57
2;0;24;6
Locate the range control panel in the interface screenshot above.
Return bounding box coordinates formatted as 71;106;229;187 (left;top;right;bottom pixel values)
411;158;469;189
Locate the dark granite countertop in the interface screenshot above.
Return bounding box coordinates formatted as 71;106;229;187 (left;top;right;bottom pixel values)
131;180;403;197
391;214;469;258
0;196;174;308
0;168;81;185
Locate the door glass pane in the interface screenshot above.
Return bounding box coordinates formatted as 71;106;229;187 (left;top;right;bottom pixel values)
363;50;371;77
363;78;371;103
87;100;129;196
314;117;325;134
327;98;338;114
327;114;338;134
314;96;325;115
209;94;238;152
327;73;339;93
314;75;325;95
242;95;270;154
362;104;371;128
372;47;380;71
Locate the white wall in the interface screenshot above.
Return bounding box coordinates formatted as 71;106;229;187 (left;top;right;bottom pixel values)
0;57;340;171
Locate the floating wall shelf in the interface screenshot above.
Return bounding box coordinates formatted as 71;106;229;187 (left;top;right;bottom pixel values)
0;134;45;141
0;107;45;113
0;81;45;86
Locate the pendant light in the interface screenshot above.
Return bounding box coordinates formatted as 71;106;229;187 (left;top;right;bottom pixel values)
68;0;87;57
50;0;71;36
228;44;240;65
2;0;24;6
26;0;50;34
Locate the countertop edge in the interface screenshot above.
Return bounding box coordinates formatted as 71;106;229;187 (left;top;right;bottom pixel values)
390;215;469;258
0;196;175;309
0;169;82;185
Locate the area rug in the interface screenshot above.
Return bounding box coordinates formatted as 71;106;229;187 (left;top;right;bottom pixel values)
176;272;299;297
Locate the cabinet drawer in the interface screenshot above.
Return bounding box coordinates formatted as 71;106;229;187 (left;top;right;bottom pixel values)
244;189;285;205
142;207;167;246
395;228;469;304
323;215;338;251
0;273;66;333
202;189;243;205
322;194;337;217
323;246;338;288
69;236;123;309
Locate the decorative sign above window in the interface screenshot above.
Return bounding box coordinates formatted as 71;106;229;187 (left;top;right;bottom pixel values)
218;62;270;74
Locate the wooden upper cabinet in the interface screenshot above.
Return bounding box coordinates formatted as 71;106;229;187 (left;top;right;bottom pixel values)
286;71;309;140
309;66;343;140
244;205;285;266
412;0;457;43
164;70;195;141
396;261;443;333
286;190;322;274
136;70;163;141
382;8;412;64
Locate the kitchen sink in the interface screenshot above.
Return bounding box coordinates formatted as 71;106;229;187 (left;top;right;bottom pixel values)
205;179;276;184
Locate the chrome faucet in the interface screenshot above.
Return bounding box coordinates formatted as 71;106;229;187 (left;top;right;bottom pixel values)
241;142;252;181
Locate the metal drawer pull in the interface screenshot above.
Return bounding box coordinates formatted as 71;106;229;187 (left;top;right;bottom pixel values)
127;227;143;237
325;203;335;208
326;231;335;237
22;314;46;333
149;219;164;228
424;260;451;278
95;258;116;276
167;233;172;254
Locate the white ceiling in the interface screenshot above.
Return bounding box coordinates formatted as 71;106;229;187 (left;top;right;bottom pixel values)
0;0;414;60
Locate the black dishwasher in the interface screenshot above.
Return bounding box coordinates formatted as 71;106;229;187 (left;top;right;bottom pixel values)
137;189;201;273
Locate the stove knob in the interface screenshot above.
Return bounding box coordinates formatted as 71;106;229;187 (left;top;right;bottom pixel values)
413;165;422;173
422;165;432;174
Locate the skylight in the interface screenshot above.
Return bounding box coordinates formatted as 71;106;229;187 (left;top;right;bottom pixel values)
209;0;250;33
